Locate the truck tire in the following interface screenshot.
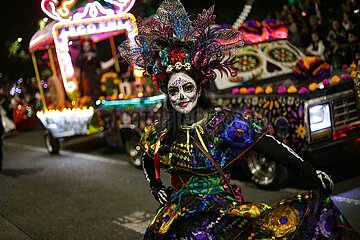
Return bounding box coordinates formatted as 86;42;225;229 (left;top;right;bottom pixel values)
125;132;143;168
44;130;60;154
245;151;288;190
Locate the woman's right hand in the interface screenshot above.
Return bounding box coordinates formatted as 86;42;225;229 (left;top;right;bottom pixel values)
150;179;172;205
151;186;170;205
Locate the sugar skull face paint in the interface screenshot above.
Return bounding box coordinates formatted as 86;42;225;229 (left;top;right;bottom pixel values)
167;72;200;114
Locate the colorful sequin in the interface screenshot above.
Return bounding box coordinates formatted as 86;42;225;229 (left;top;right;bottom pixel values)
140;110;355;239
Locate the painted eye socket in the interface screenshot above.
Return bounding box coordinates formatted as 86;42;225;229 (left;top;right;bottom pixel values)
183;83;195;93
168;87;179;96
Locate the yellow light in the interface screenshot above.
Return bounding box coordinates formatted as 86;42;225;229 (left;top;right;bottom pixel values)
66;81;77;92
118;93;124;99
133;67;144;78
138;92;144;97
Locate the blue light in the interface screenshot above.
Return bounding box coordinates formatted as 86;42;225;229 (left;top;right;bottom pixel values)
99;94;167;108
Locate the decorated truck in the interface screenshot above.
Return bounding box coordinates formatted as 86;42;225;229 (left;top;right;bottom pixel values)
29;0;166;167
209;20;360;189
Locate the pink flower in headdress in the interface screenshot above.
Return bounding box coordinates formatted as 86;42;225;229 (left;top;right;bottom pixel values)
169;49;187;65
191;48;215;85
192;48;210;68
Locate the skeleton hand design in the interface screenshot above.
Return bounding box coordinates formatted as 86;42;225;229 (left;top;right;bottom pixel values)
149;178;172;205
151;186;171;205
316;170;334;195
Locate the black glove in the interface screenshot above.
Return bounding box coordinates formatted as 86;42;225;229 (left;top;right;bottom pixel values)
299;162;334;194
150;179;171;205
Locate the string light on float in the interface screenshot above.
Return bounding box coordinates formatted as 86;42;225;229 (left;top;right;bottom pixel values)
36;107;95;136
133;67;145;97
232;0;255;29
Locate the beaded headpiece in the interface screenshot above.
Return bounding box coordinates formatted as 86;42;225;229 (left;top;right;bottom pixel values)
118;0;244;92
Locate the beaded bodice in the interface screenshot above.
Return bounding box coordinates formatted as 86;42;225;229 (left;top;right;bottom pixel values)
140;109;269;175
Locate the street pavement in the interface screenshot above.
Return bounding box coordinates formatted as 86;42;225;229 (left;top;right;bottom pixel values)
1;127;359;239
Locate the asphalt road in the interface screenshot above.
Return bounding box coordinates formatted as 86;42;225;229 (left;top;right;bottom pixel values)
1;126;359;239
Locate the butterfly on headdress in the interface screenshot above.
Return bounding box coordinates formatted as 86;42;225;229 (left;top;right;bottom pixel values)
119;0;244;92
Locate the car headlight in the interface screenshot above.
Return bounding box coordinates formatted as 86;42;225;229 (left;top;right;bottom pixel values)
309;103;332;141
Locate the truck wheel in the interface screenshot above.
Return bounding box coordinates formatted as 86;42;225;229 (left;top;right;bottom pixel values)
125;133;143;168
245;151;288;190
44;130;60;154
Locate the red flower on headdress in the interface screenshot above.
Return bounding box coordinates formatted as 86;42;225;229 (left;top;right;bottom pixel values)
169;49;187;64
152;73;166;91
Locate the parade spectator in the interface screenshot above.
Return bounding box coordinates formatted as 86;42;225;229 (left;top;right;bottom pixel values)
325;19;348;68
0;112;3;171
288;22;307;49
342;11;356;31
306;31;326;60
327;19;347;46
343;30;360;65
257;0;360;66
0;87;11;119
308;15;326;40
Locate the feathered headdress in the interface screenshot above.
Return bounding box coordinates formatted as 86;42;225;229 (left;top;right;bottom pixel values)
119;0;244;92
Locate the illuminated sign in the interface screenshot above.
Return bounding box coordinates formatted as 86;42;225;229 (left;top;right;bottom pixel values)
41;0;136;21
58;18;133;37
52;14;138;92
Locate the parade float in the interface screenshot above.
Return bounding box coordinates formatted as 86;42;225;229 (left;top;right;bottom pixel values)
210;19;360;189
29;0;166;167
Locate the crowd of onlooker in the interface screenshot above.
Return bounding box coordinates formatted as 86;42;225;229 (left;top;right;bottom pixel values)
0;78;42;134
266;0;360;67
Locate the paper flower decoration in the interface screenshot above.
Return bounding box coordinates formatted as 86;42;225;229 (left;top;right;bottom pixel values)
255;86;264;94
330;75;340;85
350;71;357;78
298;87;308;94
248;87;255;94
322;78;330;86
308;82;318;91
240;87;248;94
287;86;297;93
265;86;273;94
278;86;287;94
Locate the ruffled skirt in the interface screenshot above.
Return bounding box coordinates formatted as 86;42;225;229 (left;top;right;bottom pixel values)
144;190;356;239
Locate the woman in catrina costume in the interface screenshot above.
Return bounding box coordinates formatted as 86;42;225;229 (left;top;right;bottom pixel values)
119;1;355;239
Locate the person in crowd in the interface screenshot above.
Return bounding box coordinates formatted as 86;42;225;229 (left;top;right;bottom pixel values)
325;19;348;67
343;30;360;65
342;11;356;31
0;112;4;171
306;31;326;60
288;22;305;49
308;14;326;40
326;19;347;47
119;1;355;239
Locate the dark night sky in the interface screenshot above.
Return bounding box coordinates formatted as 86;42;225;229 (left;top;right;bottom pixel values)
0;0;285;81
0;0;44;80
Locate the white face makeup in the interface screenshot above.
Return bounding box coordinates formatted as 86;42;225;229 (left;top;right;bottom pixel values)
82;41;91;52
167;72;200;114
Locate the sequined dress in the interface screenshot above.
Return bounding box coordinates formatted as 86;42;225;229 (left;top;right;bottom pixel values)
140;109;354;239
